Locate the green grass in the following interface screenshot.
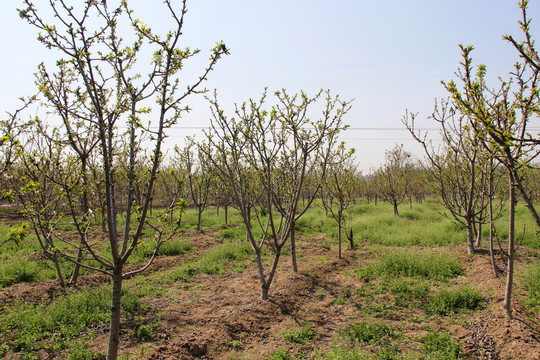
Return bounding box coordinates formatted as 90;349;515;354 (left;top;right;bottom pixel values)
166;242;253;282
383;277;431;307
423;331;464;359
156;238;193;256
265;348;293;360
0;257;40;288
427;286;484;315
341;322;398;345
522;261;540;310
357;250;463;281
282;325;317;344
0;284;147;354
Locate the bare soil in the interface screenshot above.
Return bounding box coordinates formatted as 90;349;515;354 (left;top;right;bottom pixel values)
1;227;539;359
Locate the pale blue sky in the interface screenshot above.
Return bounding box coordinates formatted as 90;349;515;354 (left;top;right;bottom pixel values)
1;0;537;171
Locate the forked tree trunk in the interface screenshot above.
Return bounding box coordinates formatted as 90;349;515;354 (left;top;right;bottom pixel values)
504;177;516;319
255;248;281;300
107;266;123;360
393;202;399;216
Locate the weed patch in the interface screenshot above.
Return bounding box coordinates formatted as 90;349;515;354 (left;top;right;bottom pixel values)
423;331;464;359
0;257;40;288
357;250;463;281
156;238;193;256
427;286;484;315
341;322;398;345
523;261;540;309
0;285;147;354
283;325;317;344
384;277;431;307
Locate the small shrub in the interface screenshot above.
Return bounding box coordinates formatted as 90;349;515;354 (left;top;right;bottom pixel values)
427;286;483;315
282;325;317;344
134;324;153;342
423;331;464;359
341;322;397;345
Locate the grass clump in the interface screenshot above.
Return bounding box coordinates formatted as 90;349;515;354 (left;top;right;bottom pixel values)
156;238;193;256
167;243;252;282
265;348;292;360
357;250;463;281
423;331;464;359
282;325;317;344
523;261;540;309
197;243;252;274
341;322;398;345
427;286;484;315
384;278;431;307
0;257;40;288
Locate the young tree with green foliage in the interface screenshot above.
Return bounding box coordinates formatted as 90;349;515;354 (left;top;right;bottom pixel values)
176;139;213;232
203;89;350;299
441;0;539;318
374;144;412;216
271;90;351;272
18;0;228;358
403;102;494;255
322;144;360;258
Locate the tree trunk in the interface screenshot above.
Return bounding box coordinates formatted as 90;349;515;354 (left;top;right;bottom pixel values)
196;207;202;232
347;227;354;250
337;210;342;259
475;221;483;248
224;206;228;225
489;174;498;278
466;222;475;255
290;224;298;273
393;202;399;216
504;176;516;319
70;158;90;285
52;252;66;288
107;267;123;360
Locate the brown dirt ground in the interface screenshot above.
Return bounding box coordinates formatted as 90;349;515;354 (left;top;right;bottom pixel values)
1;227;539;359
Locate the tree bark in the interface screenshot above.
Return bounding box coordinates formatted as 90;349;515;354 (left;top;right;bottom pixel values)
504;176;516;319
466;222;475;255
107;266;123;360
290;224;298;273
338;210;342;259
196;207;202;232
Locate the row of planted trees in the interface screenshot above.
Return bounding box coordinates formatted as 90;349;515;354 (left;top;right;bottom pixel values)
1;1;539;358
402;0;540;320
